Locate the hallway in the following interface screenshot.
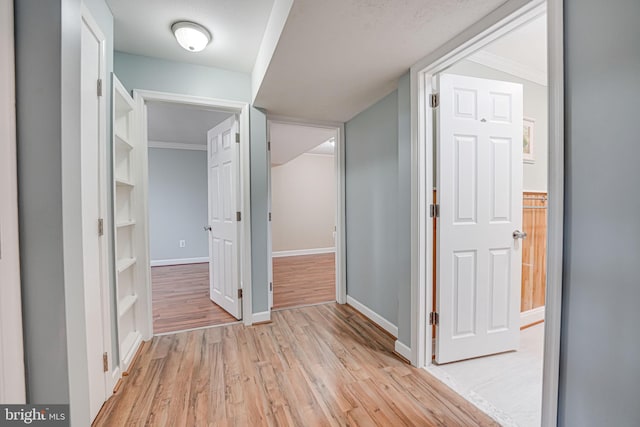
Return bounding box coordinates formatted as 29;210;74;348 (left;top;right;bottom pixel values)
94;303;497;426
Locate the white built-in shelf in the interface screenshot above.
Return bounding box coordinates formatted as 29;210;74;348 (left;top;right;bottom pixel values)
118;294;138;318
116;220;136;228
115;133;134;150
117;257;137;273
115;178;134;188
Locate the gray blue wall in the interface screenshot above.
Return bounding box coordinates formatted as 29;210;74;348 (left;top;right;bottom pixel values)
396;73;412;346
559;0;640;425
345;90;400;327
345;74;412;346
148;148;209;262
115;52;270;315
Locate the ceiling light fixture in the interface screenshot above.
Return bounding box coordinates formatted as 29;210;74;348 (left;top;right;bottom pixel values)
171;21;211;52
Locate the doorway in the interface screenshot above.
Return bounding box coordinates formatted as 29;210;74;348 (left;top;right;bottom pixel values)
414;3;556;426
145;102;241;334
267;120;344;310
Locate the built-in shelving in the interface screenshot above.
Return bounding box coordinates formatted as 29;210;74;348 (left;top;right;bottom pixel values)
112;74;143;374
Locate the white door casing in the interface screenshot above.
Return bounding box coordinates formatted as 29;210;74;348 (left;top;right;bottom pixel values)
436;73;523;364
81;9;110;420
207;116;242;319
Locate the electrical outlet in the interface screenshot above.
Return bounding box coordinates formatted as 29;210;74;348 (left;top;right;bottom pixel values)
179;240;186;248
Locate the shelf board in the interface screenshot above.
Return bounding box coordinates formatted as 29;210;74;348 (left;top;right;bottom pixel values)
117;257;137;273
115;178;134;188
118;294;138;318
115;133;134;150
119;330;142;369
116;220;136;228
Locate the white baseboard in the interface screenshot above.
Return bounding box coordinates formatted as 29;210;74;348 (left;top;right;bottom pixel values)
150;257;209;267
346;296;398;338
252;310;271;324
394;340;412;361
520;306;545;327
272;247;335;258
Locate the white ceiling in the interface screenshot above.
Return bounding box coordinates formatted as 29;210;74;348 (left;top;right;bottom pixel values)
106;0;275;72
270;123;336;165
308;139;335;156
147;102;232;145
473;13;547;81
253;0;508;122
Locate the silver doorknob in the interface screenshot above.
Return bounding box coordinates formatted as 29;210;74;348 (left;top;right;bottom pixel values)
513;230;527;239
204;225;211;231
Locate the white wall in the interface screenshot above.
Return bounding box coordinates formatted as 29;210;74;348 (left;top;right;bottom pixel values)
447;59;548;192
0;0;26;404
271;153;336;253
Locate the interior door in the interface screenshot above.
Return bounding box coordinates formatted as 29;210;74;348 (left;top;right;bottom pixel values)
207;116;242;319
436;73;523;364
81;14;108;420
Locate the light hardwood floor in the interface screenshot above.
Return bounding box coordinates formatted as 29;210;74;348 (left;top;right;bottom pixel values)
273;253;335;309
152;263;237;334
94;303;498;427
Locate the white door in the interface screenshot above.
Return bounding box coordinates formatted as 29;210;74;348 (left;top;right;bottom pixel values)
207;116;242;319
436;73;523;364
81;13;109;420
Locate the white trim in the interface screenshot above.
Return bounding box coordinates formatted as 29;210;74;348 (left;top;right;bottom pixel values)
133;90;254;330
346;296;398;338
252;311;271;324
81;5;116;404
266;115;347;306
272;247;335;258
541;1;564;425
467;50;548;86
147;140;207;151
0;0;26;404
410;0;563;426
394;340;412;361
521;306;545;327
150;257;209;267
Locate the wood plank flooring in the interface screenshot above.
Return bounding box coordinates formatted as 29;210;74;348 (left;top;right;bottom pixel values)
273;253;335;309
94;303;498;427
152;263;237;334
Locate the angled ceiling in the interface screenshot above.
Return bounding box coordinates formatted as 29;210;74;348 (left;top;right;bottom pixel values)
253;0;508;122
147;102;233;145
106;0;275;72
270;123;336;165
473;12;547;83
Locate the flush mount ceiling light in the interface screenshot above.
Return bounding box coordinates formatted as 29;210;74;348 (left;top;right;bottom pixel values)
171;21;212;52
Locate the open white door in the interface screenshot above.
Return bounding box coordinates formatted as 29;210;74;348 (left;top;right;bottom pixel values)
207;116;242;319
436;73;523;364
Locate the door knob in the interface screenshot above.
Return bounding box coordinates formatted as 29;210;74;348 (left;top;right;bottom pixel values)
204;225;212;231
512;230;527;239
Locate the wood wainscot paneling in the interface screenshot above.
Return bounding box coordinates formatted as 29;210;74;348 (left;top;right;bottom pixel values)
521;192;547;312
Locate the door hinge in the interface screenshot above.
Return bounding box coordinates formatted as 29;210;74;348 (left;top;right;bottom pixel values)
236;211;242;222
429;312;439;326
102;352;108;372
238;288;243;299
430;93;439;108
97;79;103;97
269;282;273;292
268;212;272;222
267;141;271;151
429;204;440;218
98;218;104;236
235;133;240;143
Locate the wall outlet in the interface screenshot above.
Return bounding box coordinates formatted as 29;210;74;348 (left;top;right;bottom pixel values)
179;240;186;248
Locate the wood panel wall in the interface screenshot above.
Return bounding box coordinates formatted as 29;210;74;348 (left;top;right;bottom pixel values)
521;191;547;312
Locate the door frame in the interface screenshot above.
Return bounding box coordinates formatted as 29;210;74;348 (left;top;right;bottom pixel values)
133;90;254;330
266;115;347;307
81;5;117;397
0;0;26;404
409;0;564;425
